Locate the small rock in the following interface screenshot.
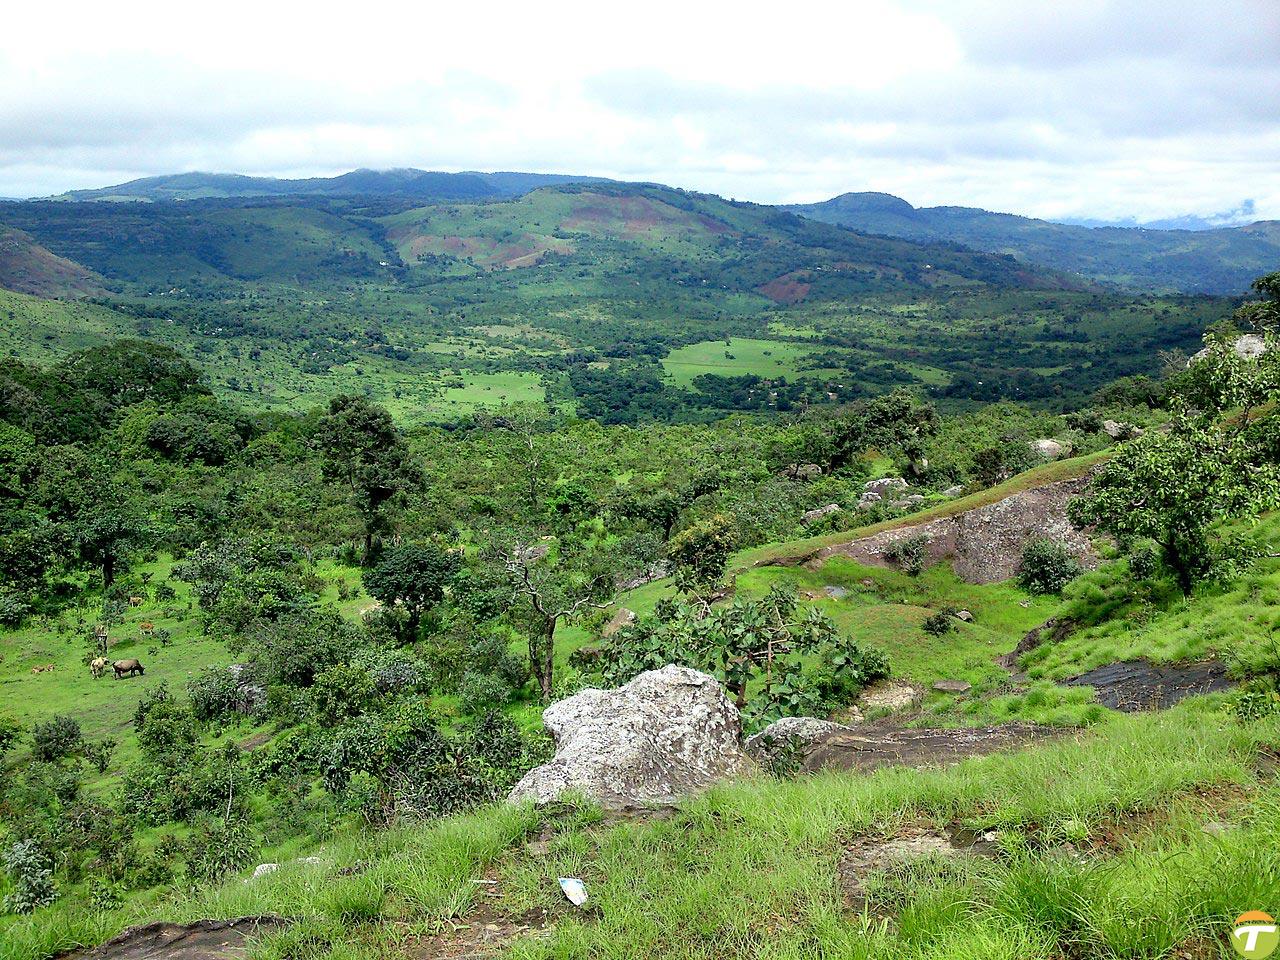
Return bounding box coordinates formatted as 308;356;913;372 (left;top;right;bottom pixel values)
941;485;965;498
860;578;876;589
932;679;973;694
802;503;842;524
858;681;922;714
1201;821;1233;837
251;863;278;879
601;607;637;638
1029;438;1068;460
891;494;925;510
745;716;861;765
823;585;848;599
864;477;909;496
954;609;974;622
783;463;823;480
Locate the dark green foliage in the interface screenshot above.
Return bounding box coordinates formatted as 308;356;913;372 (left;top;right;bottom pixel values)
186;666;246;722
29;715;83;763
1018;540;1085;595
884;534;929;576
362;542;460;637
182;817;257;885
0;711;22;758
600;586;889;727
922;610;957;637
2;839;56;914
314;395;420;563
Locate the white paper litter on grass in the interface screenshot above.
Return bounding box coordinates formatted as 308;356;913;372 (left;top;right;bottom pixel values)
558;876;588;907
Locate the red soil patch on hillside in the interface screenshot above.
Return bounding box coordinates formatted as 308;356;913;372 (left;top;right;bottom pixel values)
758;270;812;304
560;193;733;238
0;227;102;298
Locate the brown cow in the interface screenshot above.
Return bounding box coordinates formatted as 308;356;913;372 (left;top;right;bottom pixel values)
112;659;144;679
90;657;109;679
31;663;55;674
139;622;155;636
128;596;144;607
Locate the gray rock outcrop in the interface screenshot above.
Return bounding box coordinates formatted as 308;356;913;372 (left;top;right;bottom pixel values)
744;716;861;765
1029;438;1069;460
864;477;909;497
806;472;1096;584
508;665;755;809
802;503;842;524
1189;333;1268;365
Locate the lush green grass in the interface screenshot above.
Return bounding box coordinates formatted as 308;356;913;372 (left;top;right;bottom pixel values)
1021;514;1280;682
661;337;846;388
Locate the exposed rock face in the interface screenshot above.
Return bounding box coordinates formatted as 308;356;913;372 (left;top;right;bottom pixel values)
1101;419;1144;440
802;503;842;524
508;665;755;810
783;463;823;480
58;918;287;960
941;485;966;498
857;681;923;714
1064;659;1233;711
1189;333;1269;365
744;716;861;766
1029;438;1069;460
807;472;1097;584
932;679;973;694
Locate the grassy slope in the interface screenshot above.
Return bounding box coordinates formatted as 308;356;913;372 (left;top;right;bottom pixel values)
4;706;1276;960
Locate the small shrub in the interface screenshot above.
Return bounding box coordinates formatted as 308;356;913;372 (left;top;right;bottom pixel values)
88;876;124;911
184;817;257;885
457;671;514;712
1018;539;1084;595
187;667;243;722
1232;688;1280;723
1127;545;1160;581
922;610;956;636
84;738;117;773
31;714;83;763
884;534;929;576
2;840;56;914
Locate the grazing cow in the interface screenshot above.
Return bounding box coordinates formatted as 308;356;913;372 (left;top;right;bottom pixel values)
31;663;55;674
128;596;144;607
112;658;144;679
90;657;109;678
139;621;155;636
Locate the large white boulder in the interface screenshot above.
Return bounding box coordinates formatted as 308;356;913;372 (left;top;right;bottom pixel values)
508;665;755;809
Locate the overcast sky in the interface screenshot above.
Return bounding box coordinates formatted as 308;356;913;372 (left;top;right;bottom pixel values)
3;0;1278;221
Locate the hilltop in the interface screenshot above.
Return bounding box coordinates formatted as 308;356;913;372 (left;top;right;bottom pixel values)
45;169;614;203
786;191;1280;295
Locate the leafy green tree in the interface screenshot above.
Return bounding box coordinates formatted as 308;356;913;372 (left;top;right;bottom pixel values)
54;339;208;409
494;534;616;700
1018;539;1084;595
666;513;737;605
1069;408;1280;594
314;396;420;563
362;543;461;639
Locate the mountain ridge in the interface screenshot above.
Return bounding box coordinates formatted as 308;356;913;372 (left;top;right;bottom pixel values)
785;191;1280;294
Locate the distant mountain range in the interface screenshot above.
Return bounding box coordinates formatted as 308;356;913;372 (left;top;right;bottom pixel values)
49;169;614;203
784;192;1279;295
20;169;1280;294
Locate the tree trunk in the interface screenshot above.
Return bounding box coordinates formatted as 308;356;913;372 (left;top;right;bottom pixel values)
1164;540;1194;596
362;529;374;566
530;617;557;701
102;554;115;588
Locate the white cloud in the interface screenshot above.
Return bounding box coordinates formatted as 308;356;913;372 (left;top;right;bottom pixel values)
1;0;1277;221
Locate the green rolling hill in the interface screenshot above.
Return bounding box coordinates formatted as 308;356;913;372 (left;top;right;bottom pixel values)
786;191;1280;295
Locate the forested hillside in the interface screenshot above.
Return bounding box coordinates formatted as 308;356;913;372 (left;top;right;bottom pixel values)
0;184;1225;423
787;191;1280;295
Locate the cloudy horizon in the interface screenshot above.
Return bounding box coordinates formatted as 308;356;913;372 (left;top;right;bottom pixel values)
3;0;1278;222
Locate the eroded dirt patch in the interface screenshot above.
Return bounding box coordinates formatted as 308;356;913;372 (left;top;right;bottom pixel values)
1064;659;1233;711
838;824;1001;912
58;917;287;960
